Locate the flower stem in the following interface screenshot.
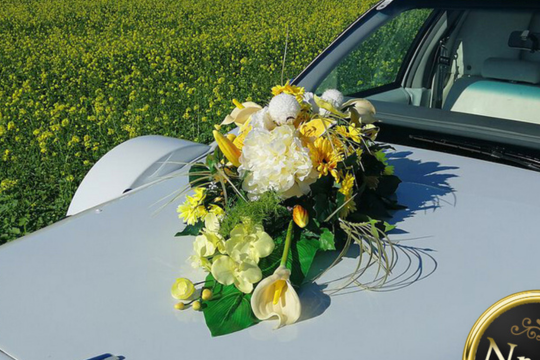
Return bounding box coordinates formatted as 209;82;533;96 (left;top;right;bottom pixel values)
280;220;294;267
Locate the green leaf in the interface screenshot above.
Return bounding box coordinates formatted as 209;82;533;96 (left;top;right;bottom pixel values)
319;228;336;251
288;229;320;286
257;228;320;286
314;193;335;223
188;163;210;187
175;221;204;236
205;149;219;170
376;175;401;197
202;274;259;337
383;221;396;232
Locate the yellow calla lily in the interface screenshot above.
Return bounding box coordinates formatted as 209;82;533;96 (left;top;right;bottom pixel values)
341;98;378;125
250;265;301;328
221;101;262;126
213;130;241;167
250;220;301;328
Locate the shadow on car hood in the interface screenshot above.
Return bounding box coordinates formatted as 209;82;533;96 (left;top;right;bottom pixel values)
1;144;539;360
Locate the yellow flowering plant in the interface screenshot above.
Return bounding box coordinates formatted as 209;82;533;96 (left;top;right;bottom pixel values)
172;84;403;337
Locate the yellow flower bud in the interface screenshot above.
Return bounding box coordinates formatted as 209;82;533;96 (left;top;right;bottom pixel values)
292;205;309;228
213;130;241;167
174;302;185;310
226;133;237;142
202;289;213;301
192;300;201;311
171;278;195;300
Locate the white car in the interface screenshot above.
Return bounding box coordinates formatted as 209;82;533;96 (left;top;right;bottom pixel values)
2;0;540;359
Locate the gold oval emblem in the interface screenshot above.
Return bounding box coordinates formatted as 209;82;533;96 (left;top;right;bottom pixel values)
463;290;540;360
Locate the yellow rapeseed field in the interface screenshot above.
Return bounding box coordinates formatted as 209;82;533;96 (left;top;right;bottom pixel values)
0;0;377;243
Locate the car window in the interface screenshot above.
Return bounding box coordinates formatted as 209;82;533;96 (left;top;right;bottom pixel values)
316;9;433;96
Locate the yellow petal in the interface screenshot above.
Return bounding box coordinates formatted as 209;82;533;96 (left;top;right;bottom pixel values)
292;205;309;228
233;99;245;109
213;130;241;167
211;255;236;286
231;106;261;127
221;102;262;125
250;266;301;328
314;95;347;117
342;98;378;124
300;117;335;139
273;280;287;305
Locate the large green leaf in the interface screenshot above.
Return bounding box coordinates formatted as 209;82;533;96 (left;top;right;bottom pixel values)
257;228;320;287
289;229;320;286
314;193;335;223
202;274;259;337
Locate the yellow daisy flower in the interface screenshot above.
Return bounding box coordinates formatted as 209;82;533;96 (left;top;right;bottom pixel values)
177;187;208;225
335;124;361;143
308;137;343;182
338;173;357;218
271;81;305;103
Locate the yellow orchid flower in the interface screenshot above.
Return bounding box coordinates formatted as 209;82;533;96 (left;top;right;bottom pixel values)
251;221;301;328
190;213;225;271
225;223;275;263
211;254;263;293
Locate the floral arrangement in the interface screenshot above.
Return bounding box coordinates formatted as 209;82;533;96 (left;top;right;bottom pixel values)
171;82;402;336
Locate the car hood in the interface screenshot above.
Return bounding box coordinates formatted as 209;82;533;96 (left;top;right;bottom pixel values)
1;144;540;360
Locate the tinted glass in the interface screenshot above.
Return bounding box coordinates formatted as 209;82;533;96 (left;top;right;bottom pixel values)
316;9;432;96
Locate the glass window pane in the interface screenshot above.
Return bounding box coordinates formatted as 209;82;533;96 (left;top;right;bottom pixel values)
316;9;433;96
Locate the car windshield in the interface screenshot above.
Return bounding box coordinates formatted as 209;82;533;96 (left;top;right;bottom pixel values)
295;3;540;160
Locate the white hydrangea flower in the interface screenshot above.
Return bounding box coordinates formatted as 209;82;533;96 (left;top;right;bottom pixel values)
239;125;318;200
267;93;301;126
250;107;276;131
320;89;344;117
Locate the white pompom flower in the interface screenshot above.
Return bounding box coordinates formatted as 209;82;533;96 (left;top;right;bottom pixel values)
239;125;318;200
268;93;301;126
320;89;344;117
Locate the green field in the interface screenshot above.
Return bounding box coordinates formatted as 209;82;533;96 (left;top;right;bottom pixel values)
0;0;377;243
